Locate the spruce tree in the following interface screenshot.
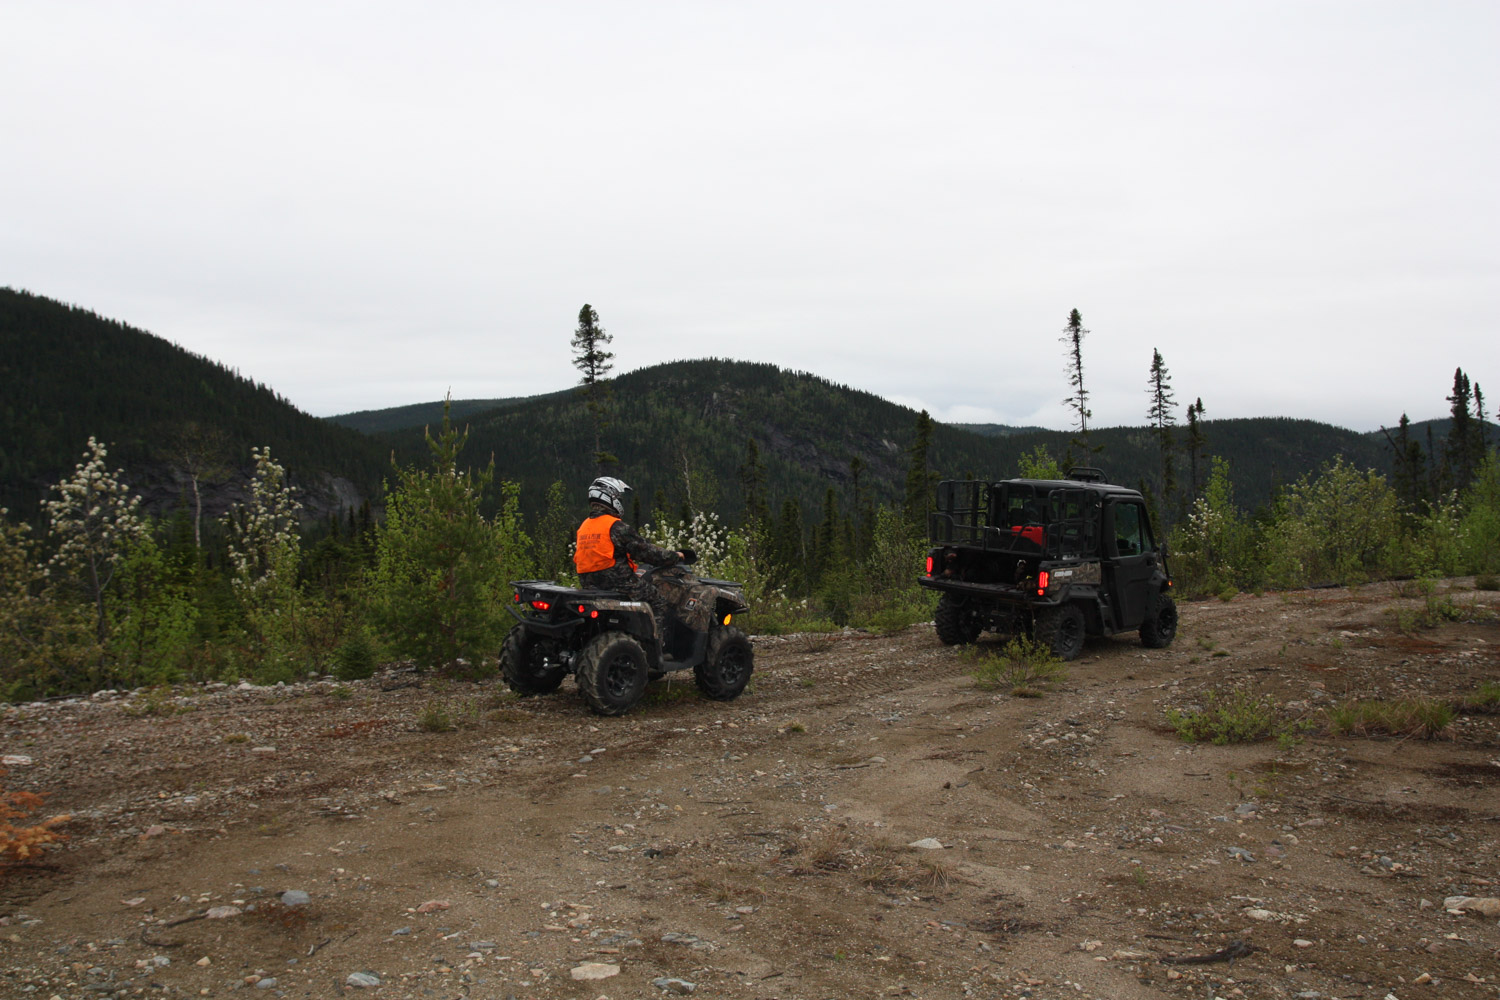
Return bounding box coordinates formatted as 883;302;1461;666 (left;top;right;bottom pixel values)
571;304;616;471
1060;309;1092;457
1184;398;1207;501
1146;349;1178;526
1446;368;1477;491
903;409;937;538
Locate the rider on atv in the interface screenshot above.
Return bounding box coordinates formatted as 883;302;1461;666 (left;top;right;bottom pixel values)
574;476;717;661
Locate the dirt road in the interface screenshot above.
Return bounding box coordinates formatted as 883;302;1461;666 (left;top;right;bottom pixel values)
2;581;1498;999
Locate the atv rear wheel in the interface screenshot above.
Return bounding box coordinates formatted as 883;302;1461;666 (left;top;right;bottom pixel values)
694;626;754;701
1035;604;1086;661
1140;593;1178;649
576;633;649;716
499;625;567;695
934;594;984;645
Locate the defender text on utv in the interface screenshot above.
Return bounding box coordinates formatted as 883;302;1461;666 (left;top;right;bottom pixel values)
918;468;1177;660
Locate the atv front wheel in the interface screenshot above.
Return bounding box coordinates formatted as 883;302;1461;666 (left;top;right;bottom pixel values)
576;633;649;716
499;625;567;695
1035;604;1086;661
694;626;754;701
934;594;984;645
1139;593;1178;649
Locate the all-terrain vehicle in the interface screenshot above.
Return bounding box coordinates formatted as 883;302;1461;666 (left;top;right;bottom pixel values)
918;468;1177;660
500;563;753;716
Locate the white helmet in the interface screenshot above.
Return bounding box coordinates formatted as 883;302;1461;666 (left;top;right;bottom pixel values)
587;476;631;517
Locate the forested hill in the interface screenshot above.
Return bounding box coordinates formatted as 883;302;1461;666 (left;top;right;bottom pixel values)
0;288;387;518
329;393;568;434
373;358;1396;523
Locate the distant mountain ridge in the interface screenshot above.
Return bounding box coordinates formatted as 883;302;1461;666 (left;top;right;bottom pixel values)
366;359;1398;521
0;287;387;519
2;288;1452;531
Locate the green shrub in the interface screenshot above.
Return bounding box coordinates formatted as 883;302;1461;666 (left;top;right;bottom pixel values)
1165;688;1288;744
333;628;378;680
967;637;1066;695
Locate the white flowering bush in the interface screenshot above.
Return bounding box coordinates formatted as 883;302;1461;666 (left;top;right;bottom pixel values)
224;447;304;676
646;510;731;577
42;438;146;641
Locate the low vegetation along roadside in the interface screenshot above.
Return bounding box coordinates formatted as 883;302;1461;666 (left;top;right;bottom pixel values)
964;638;1067;698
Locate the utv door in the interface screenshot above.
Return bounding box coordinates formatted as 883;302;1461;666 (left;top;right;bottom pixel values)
1105;500;1158;629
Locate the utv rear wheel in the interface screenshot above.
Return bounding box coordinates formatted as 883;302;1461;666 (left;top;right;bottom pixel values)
499;626;566;695
1140;593;1178;649
934;594;984;645
576;633;649;716
694;626;754;701
1035;604;1086;661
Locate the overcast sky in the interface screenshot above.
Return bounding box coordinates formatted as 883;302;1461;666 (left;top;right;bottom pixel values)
4;1;1496;432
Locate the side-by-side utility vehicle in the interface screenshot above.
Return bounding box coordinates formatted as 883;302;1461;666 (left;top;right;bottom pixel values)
918;468;1177;660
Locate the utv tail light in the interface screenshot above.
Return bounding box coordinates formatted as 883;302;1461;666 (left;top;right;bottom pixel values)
512;593;520;603
530;599;551;611
590;610;599;619
1037;570;1050;596
925;556;933;576
577;605;586;614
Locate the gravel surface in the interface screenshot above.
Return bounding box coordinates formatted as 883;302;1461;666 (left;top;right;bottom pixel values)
2;579;1498;999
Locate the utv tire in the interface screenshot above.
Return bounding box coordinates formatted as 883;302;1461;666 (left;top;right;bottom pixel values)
499;625;566;695
694;626;754;701
1139;593;1179;649
934;594;984;645
576;633;650;716
1035;604;1087;661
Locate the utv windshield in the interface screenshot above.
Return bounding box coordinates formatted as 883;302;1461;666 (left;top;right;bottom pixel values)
930;480;1097;559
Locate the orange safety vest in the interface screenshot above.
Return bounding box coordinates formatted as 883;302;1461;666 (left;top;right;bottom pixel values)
574;515;637;574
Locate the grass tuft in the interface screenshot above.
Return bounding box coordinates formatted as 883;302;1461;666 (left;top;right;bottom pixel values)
965;637;1066;695
1326;697;1454;739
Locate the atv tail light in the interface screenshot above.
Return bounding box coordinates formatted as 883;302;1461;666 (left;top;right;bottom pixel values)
1037;570;1049;596
530;599;551;611
577;605;586;614
590;610;599;619
512;593;520;603
925;556;933;576
723;613;732;626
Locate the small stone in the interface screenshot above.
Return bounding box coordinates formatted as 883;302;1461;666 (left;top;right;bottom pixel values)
196;957;212;967
415;899;450;913
908;838;945;850
569;962;620;980
250;746;277;754
1227;846;1255;862
1078;940;1103;952
1442;895;1500;917
346;971;381;988
1;754;34;766
390;926;411;936
254;977;277;989
1293;938;1315;949
280;890;311;907
205;906;241;919
653;977;697;994
1245;908;1276;921
144;825;167;838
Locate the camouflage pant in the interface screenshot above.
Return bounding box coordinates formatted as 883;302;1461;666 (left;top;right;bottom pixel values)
651;568;716;633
